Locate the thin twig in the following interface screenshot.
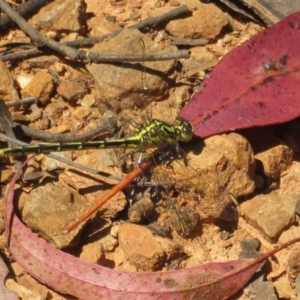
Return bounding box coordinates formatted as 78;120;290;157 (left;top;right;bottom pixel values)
5;96;38;107
0;0;78;60
0;44;190;63
0;3;191;63
14;120;116;143
130;5;190;30
0;0;48;30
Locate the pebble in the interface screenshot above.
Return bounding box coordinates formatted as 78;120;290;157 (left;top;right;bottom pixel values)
21;70;54;106
29;0;84;32
80;241;104;264
273;276;295;299
57;79;88;102
22;181;90;248
166;0;228;39
243;129;293;179
188;133;256;201
118;223;165;271
243;274;278;300
241;194;299;241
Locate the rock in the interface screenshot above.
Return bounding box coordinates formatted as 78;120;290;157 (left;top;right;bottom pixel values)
243;274;278;300
81;94;96;107
273;276;295;299
241;194;299;241
243;129;293;179
57;78;88;102
286;246;300;278
0;61;19;101
86;28;177;113
88;15;120;36
5;278;44;300
239;238;262;259
188;133;256;199
80;241;104;264
118;223;165;271
43;102;67;125
22;181;90;248
29;0;85;33
21;70;54;105
165;1;228;39
59;151;127;220
99;235;118;252
280;162;300;194
73;106;92;120
0;169;14;184
279;226;300;246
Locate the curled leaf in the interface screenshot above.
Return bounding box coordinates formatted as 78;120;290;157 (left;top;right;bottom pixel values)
5;159;259;300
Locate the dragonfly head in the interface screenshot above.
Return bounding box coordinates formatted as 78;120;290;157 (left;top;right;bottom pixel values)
175;117;194;142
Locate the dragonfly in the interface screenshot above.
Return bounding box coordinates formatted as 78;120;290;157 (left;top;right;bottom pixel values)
0;30;239;245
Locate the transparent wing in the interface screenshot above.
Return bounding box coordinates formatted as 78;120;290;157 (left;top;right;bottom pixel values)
149;145;239;222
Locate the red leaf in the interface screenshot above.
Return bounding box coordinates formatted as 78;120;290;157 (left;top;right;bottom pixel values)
5;159;259;300
180;11;300;138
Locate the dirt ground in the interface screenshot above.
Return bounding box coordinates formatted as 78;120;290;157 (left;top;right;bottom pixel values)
0;0;300;299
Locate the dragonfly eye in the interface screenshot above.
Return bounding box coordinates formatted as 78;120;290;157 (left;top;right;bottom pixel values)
175;117;194;142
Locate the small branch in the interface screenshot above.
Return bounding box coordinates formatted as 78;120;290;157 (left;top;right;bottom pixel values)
0;0;78;60
77;49;190;63
130;5;190;30
14;118;117;143
0;0;49;30
5;96;38;107
0;3;191;63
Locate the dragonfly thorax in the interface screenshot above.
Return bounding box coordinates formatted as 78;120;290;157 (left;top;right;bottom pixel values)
138;118;194;148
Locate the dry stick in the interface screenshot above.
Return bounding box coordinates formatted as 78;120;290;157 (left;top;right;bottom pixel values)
0;0;78;60
0;47;190;62
5;96;37;107
65;159;153;232
0;4;191;63
57;5;191;47
14;119;116;143
130;5;190;30
0;0;48;29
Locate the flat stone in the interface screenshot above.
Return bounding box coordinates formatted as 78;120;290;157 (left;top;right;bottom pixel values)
243;274;278;300
280;162;300;194
188;133;256;199
273;276;295;299
118;223;165;271
57;79;88;102
80;241;104;264
165;0;228;39
22;181;90;248
241;194;299;241
29;0;85;33
21;70;54;105
86;27;176;112
243;129;293;179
